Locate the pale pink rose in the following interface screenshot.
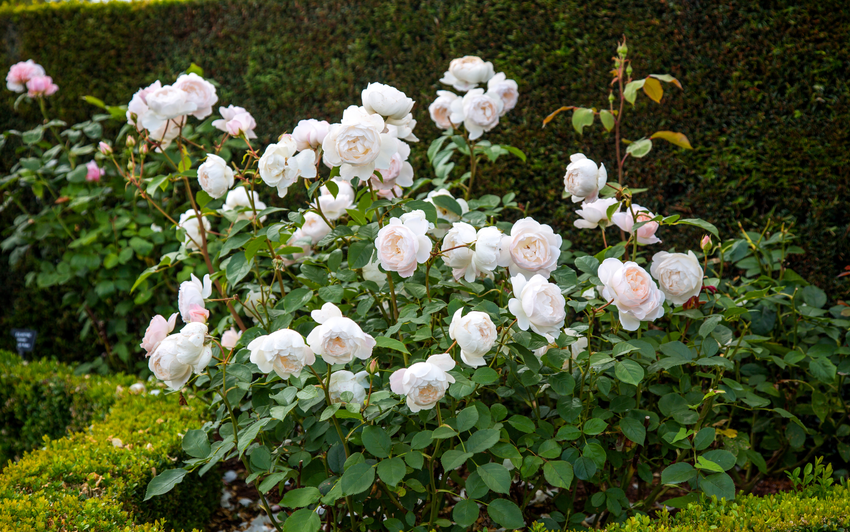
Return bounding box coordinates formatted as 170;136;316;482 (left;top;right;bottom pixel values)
487;73;519;115
26;75;58;97
85;161;104;182
598;258;665;331
375;211;432;278
508;274;566;338
173;73;218;119
448;88;503;141
98;142;112;155
612;204;662;245
6;60;45;92
292;118;331;151
498;218;562;279
370;141;414;192
221;328;243;349
140;313;178;356
574;197;619;230
440;56;495;92
178;274;212;324
429;91;460;130
390;354;456;412
212;105;257;139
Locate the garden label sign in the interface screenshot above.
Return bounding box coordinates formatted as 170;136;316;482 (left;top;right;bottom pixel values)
11;328;37;356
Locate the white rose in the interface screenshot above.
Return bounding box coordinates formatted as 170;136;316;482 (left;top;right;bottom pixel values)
141;85;197;132
329;370;370;404
307;303;376;365
127;81;161;130
574;197;620;230
508;274;566;338
598;258;665;331
361;82;415;124
390;354;456;412
301;212;332;244
248;329;315;380
361;257;386;286
178;209;211;250
472;226;504;276
322;106;398;181
425;189;469;238
173;73;218;120
178;273;212;324
212;105;258;139
221;328;243;349
259;135;317;197
197;153;234;199
148;336;193;391
498;218;562;279
172;322;213;371
487;73;518;115
314;178;355;221
612;205;662;245
564;153;607;203
564;328;588;360
385;119;419;143
375;211;432;278
371;141;414;193
449;309;497;367
242;289;276;323
429;90;460;130
449;88;503;140
222;187;267;222
650;250;703;306
292;119;331;151
440;56;495;92
441;222;477;282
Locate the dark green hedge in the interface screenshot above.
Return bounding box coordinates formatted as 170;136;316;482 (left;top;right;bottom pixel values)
1;0;848;297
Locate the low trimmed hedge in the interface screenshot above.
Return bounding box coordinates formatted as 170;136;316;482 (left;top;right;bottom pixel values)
0;352;218;531
604;486;850;532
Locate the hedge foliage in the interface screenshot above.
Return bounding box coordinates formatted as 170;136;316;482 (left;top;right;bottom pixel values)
0;352;217;531
0;0;847;300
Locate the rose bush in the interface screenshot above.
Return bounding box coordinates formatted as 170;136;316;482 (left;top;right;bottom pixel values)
2;43;849;532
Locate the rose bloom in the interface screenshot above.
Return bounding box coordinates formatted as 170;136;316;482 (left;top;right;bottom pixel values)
574;197;620;230
375;210;432;278
487;72;519;115
361;257;386;286
472;226;504;276
248;329;315;380
222;187;267;222
6;60;45;92
329;370;370;404
125;81;185;150
425;188;469;238
178;209;211;250
292;118;330;151
440;56;495;92
508;274;567;338
314;178;354;221
650;250;704;306
429;90;460;130
371;141;414;194
197;154;234;199
449;309;497;367
390;354;456;412
221;328;243;349
361;82;415;124
449;88;503;140
173;73;218;119
85;161;104;182
26;75;58;98
499;217;562;279
441;222;478;282
141;85;197;132
564;153;607;203
322;105;398;181
387;116;419;143
612;204;662;245
307;303;376;365
148;322;212;390
140;313;178;356
178;273;212;324
212;105;258;139
301;212;332;244
598;258;665;331
259;135;317;197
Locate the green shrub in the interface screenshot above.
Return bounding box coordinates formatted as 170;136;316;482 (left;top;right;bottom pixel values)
0;353;217;531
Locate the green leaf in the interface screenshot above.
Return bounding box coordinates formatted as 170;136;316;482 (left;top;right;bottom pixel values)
281;487;321;508
573;457;597;480
809;356;837;383
237;419;270;454
375;336;409;354
258;472;288;494
361;426;392;458
661;462;697;484
465;428;500;453
623;79;646;104
672;218;719;238
572;107;595;134
182;429;210;458
651;131;693;149
487;499;525;529
431;194;462;216
543;460;574;489
507;415;535;434
341;462;375;495
626;138;652;158
614;359;644;385
600;110;615;132
477;463;512;494
283;508;320;532
144;468;188;501
185;62;205;77
583;418;607;436
699;472;736;501
225;251;252;286
456;406;479;432
695;456;725;473
283;288;314;313
702;450;736;471
22;128;43;145
82;95;106;108
619;418;646;446
693;428;715;451
377;457;406;486
452;499;480;528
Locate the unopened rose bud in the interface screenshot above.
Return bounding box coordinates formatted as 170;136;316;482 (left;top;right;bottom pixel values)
368;359;378;374
140;143;149;155
626;64;633;77
98;141;112;155
126;136;136;147
617;43;629;57
127;160;135;172
701;235;712;253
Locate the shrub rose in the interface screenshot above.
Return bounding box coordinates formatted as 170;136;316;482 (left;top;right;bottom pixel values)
487;72;519;115
574;197;620;229
221;328;243;349
598;258;665;331
141;84;197;132
140;313;178;356
212;105;258;139
371;140;414;194
314;178;355;221
361;82;415;124
508;274;567;337
612;204;662;245
449;309;497;367
375;211;432;278
650;250;703;306
85;161;104;182
472;226;504;276
440;56;495;92
301;212;332;244
307;303;376;365
564;153;607;203
248;329;315;380
292;118;331;151
6;60;45;92
441;222;478;282
148;337;193;391
197;154;234;199
499;217;562;279
449;88;503;140
177;209;211;250
173;73;218;120
322;106;398;181
222;187;267;222
178;273;212;324
26;75;58;98
259;135;317;197
329;370;370;404
390;354;456;412
429;91;460;130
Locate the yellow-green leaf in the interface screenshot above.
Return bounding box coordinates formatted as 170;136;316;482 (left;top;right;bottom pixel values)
643;77;663;103
623;79;646;105
571;108;595;135
599;110;615;132
649;73;683;90
542;106;575;127
651;131;693;150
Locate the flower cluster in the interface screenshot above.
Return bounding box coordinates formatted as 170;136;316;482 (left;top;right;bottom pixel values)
5;59;58;97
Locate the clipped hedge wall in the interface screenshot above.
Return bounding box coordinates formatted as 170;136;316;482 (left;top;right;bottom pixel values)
0;0;848;299
0;352;218;531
